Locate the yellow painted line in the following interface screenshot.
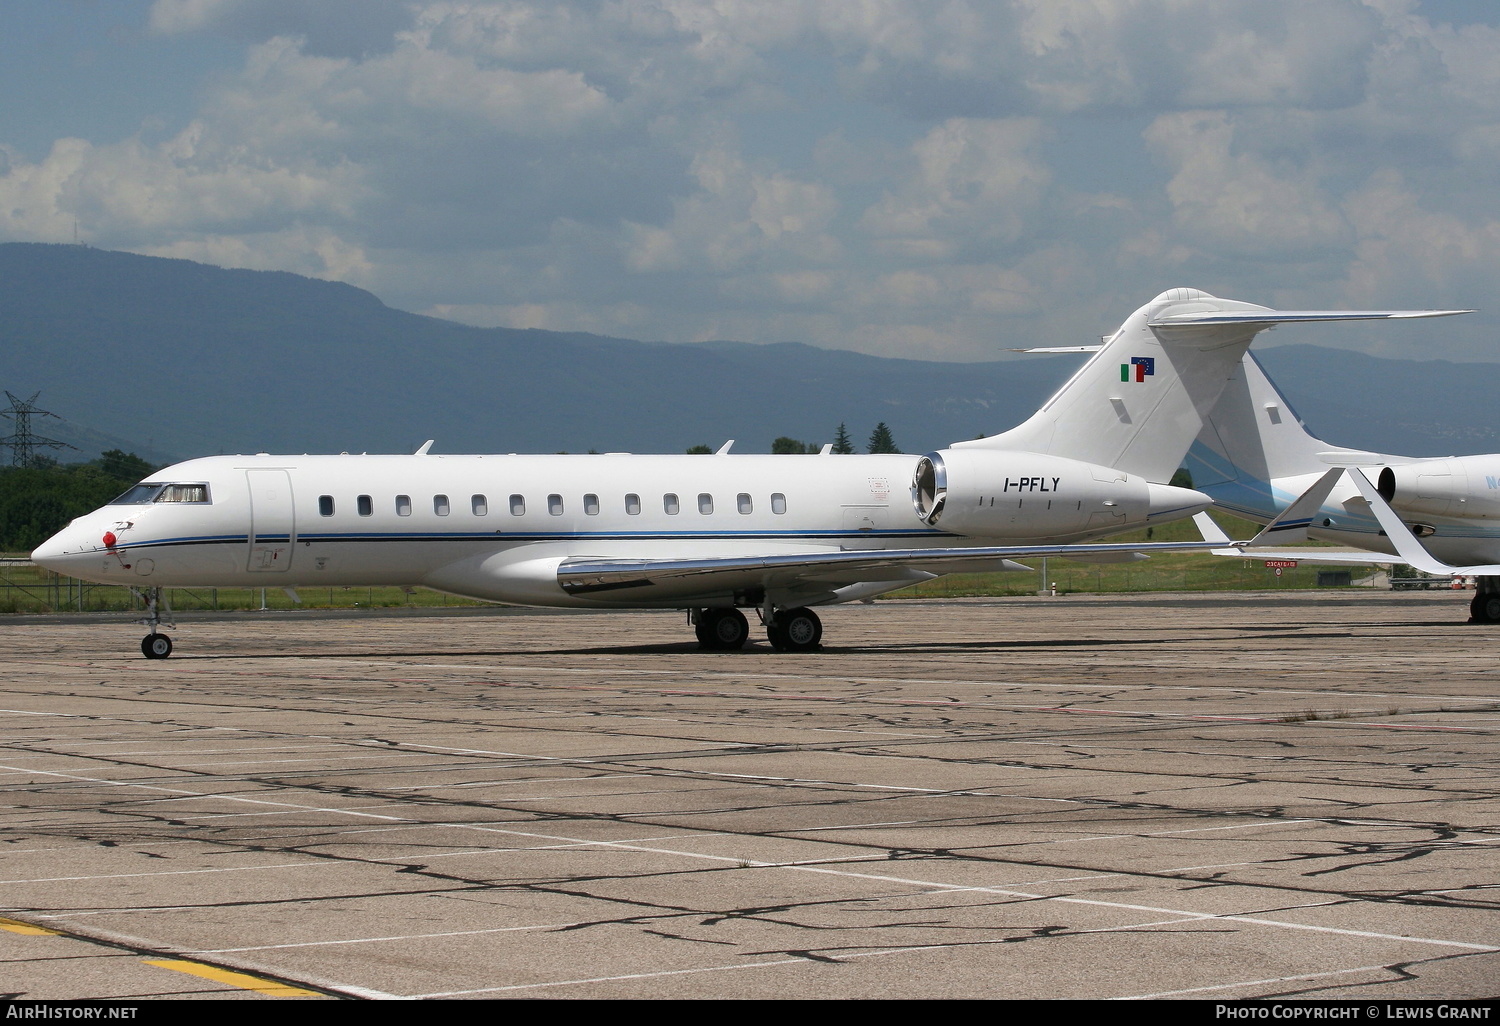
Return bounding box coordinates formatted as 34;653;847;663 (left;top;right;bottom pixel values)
144;959;322;997
0;916;62;935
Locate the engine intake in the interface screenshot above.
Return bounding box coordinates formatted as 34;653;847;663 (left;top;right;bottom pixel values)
1377;458;1500;520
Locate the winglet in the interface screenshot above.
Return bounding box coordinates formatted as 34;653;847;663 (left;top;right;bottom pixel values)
415;440;435;456
1193;512;1231;545
1242;467;1344;547
715;440;735;455
1346;468;1500;575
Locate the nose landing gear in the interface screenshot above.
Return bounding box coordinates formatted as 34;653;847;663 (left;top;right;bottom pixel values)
133;586;175;659
141;632;173;659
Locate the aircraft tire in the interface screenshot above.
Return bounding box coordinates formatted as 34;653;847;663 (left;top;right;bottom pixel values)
141;633;173;659
700;608;749;650
1471;592;1500;624
768;608;822;653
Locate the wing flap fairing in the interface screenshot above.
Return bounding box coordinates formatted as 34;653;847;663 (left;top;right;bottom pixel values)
558;539;1219;598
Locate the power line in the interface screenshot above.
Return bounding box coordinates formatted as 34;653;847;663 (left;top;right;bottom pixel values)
1;391;76;467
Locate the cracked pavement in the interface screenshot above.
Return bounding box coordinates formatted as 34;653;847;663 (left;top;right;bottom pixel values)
1;591;1496;999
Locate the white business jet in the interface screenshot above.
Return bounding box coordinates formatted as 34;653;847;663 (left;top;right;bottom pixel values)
32;289;1465;657
1185;351;1500;623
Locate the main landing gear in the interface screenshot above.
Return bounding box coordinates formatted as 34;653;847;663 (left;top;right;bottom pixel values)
691;606;823;652
1471;576;1500;624
765;607;822;652
694;607;750;650
135;586;175;659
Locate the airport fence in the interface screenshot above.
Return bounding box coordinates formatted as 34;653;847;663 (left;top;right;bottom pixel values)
3;554;1437;615
0;559;473;614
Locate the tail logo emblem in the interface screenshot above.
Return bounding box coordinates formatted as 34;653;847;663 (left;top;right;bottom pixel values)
1121;356;1155;383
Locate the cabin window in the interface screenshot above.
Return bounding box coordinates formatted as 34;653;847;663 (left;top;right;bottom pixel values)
357;495;373;517
156;484;209;503
471;494;488;516
509;494;525;516
625;493;641;515
318;495;335;517
663;493;680;515
396;494;412;517
584;493;600;515
698;493;714;515
548;494;564;516
737;493;752;514
434;494;450;516
771;492;787;515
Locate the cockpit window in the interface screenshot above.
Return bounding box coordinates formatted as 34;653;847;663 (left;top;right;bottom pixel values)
109;483;211;505
156;484;210;503
110;483;165;504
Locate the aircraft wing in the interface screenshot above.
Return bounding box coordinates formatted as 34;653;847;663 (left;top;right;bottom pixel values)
1211;468;1500;573
1210;547;1402;567
557;538;1219;599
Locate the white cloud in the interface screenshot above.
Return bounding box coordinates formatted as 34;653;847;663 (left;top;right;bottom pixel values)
860;118;1052;259
622;147;839;273
1340;169;1500;306
1143;110;1349;258
149;0;245;35
137;225;375;285
10;1;1500;363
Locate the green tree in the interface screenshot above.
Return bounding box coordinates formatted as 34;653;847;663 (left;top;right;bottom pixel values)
1169;467;1193;489
685;444;713;454
99;450;153;481
771;437;810;454
831;423;854;454
866;422;899;454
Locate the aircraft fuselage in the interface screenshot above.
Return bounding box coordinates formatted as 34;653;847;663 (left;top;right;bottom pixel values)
34;450;1189;610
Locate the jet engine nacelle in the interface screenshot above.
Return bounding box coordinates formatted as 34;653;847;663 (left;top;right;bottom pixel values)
911;449;1210;540
1377;458;1500;520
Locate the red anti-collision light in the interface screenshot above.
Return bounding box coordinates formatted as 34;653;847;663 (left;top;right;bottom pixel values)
103;531;117;548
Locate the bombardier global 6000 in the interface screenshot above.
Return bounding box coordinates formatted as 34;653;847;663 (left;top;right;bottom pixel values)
32;289;1466;657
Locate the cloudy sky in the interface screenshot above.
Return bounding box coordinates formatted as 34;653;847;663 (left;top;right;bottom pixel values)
4;0;1500;362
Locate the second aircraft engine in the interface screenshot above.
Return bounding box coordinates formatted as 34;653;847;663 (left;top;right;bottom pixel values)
1376;458;1500;520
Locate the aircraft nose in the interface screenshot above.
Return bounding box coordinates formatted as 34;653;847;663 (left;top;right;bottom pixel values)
31;522;106;576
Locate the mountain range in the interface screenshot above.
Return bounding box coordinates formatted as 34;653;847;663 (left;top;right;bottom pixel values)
2;242;1496;468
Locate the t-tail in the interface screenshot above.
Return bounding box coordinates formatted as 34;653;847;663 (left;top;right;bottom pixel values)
956;288;1466;485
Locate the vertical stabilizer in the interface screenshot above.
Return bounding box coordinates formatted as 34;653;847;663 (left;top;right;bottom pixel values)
962;291;1469;484
1185;352;1407;522
956;289;1280;482
1189;352;1329;489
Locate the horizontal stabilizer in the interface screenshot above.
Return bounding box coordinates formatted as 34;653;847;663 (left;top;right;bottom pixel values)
1007;345;1104;353
1149;309;1471;329
1317;450;1387;466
